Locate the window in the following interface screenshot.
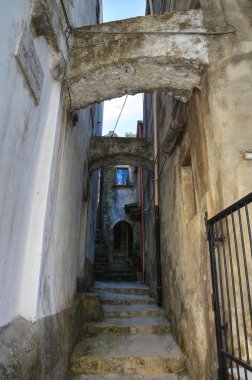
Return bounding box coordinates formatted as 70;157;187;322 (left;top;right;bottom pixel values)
181;149;196;224
116;168;129;185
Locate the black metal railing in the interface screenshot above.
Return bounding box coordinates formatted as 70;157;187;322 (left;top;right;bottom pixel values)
206;193;252;380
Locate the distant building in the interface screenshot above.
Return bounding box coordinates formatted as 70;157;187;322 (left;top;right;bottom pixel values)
98;132;138;264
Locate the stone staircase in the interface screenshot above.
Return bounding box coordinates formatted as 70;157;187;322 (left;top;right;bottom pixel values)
94;230;136;281
102;249;136;282
93;231;108;280
69;282;190;380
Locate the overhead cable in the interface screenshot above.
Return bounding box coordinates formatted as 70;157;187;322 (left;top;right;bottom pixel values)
110;95;129;137
59;0;72;32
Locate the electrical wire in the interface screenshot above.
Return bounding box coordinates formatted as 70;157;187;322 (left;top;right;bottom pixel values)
59;0;72;32
220;0;236;32
110;95;128;137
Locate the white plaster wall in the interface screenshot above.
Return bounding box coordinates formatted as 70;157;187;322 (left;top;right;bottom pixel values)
0;0;102;326
67;0;103;26
0;1;57;326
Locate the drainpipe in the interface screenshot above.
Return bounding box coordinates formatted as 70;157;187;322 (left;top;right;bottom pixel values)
147;1;162;305
153;93;163;307
148;0;154;15
138;121;145;283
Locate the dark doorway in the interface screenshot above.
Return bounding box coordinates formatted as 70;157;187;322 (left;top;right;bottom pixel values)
113;221;133;256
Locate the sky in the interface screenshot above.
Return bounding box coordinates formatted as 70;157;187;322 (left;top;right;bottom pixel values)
102;0;146;136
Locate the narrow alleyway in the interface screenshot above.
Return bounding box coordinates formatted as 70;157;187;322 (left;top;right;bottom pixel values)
69;281;190;379
1;1;252;379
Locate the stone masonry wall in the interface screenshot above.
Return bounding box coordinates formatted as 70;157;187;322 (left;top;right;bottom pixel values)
144;0;252;379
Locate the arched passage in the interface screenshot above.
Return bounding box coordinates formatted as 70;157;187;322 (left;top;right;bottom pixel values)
66;10;208;110
113;221;133;257
88;136;153;173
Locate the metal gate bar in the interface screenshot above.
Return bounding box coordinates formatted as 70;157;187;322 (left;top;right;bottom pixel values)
207;193;252;380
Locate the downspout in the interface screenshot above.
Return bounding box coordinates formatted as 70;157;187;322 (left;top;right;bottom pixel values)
153;93;163;307
149;0;154;15
147;0;162;306
138;121;145;283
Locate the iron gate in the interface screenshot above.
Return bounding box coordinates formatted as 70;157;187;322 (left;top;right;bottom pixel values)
206;193;252;380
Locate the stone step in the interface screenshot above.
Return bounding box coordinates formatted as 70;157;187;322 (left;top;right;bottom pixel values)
95;237;104;242
228;368;252;379
102;274;136;282
96;277;137;282
95;253;107;258
110;263;134;268
94;268;107;274
94;274;109;280
70;373;190;379
102;304;165;318
109;265;134;271
112;255;128;259
94;263;107;267
71;333;186;376
83;316;171;335
110;264;134;268
94;257;108;266
94;263;107;268
105;268;134;274
94;281;149;296
99;291;156;305
112;257;135;262
94;265;107;270
94;269;107;273
111;258;134;262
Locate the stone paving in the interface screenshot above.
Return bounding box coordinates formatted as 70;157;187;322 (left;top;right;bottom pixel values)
69;282;190;380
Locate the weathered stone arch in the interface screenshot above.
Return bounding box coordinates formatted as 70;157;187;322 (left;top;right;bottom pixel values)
89;137;153;173
110;219;133;232
66;10;208;110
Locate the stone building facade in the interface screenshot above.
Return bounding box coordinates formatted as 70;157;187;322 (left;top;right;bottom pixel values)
141;1;252;379
99;159;138;264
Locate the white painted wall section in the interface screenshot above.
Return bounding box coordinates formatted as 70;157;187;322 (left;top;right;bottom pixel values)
0;0;103;327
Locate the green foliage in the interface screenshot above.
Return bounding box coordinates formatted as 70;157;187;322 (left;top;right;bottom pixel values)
124;132;136;137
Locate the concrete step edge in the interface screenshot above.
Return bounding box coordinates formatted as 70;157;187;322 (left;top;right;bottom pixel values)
71;356;186;376
83;323;171;335
69;373;190;380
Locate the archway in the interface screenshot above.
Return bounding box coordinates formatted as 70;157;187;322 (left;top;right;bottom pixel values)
88;136;153;173
113;221;133;257
65;10;208;110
